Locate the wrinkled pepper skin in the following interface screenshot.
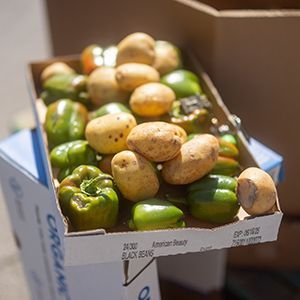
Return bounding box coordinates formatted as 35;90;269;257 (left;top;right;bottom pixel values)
58;165;118;231
50;140;97;182
41;73;89;106
161;69;202;99
90;102;130;119
128;199;185;231
188;175;239;223
211;156;240;176
81;44;118;74
45;99;88;149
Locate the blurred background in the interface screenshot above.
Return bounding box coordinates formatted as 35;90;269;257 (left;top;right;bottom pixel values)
1;0;300;299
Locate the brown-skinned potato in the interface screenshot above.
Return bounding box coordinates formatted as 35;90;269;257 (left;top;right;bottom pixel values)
162;134;219;184
116;32;155;66
127;122;186;162
85;112;136;154
41;62;75;83
87;67;129;107
111;150;159;202
130;83;175;117
115;63;159;91
153;41;182;75
237;167;277;215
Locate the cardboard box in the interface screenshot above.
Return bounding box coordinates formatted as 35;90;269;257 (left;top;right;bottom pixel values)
0;129;161;300
45;0;299;216
228;217;300;269
26;54;282;268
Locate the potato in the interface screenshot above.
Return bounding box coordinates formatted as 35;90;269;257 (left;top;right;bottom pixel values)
130;83;175;117
41;62;75;83
115;63;159;91
85;112;136;154
127;122;186;162
162;134;219;184
237;167;277;215
111;150;159;202
87;67;129;107
116;32;155;66
153;41;182;75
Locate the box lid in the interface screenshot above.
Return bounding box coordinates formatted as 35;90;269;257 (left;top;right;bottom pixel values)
0;129;47;187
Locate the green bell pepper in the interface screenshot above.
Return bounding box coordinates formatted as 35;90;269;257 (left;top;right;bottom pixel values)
165;99;209;134
50;140;97;182
218;138;239;158
58;165;119;231
211;156;240;176
41;73;89;106
90;102;130;119
188;175;240;223
45;99;88;149
161;69;202;99
128;199;185;231
220;134;237;145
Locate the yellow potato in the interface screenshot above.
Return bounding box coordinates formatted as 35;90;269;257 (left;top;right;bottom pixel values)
41;62;75;82
115;63;159;91
85;112;136;154
87;67;129;107
130;83;175;117
237;167;277;215
111;150;159;202
162;134;219;184
116;32;155;66
127;122;185;162
153;41;181;75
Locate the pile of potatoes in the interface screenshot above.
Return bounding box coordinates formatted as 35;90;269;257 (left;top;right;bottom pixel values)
86;32;180;115
42;32;278;225
78;32;218;202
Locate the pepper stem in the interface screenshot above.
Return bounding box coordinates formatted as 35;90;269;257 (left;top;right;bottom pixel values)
80;174;113;196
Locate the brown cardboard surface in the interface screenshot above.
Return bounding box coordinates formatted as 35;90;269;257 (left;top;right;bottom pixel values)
197;0;300;10
45;0;299;215
228;217;300;269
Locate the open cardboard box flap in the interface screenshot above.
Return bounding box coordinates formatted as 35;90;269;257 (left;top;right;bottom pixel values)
25;50;283;265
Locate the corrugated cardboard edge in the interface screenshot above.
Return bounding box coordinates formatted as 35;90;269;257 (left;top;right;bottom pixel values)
176;0;300;17
64;211;282;265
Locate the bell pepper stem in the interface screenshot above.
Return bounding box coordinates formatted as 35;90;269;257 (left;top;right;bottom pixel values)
80;174;113;196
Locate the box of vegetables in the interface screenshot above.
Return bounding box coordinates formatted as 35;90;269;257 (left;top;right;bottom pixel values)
28;32;282;265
